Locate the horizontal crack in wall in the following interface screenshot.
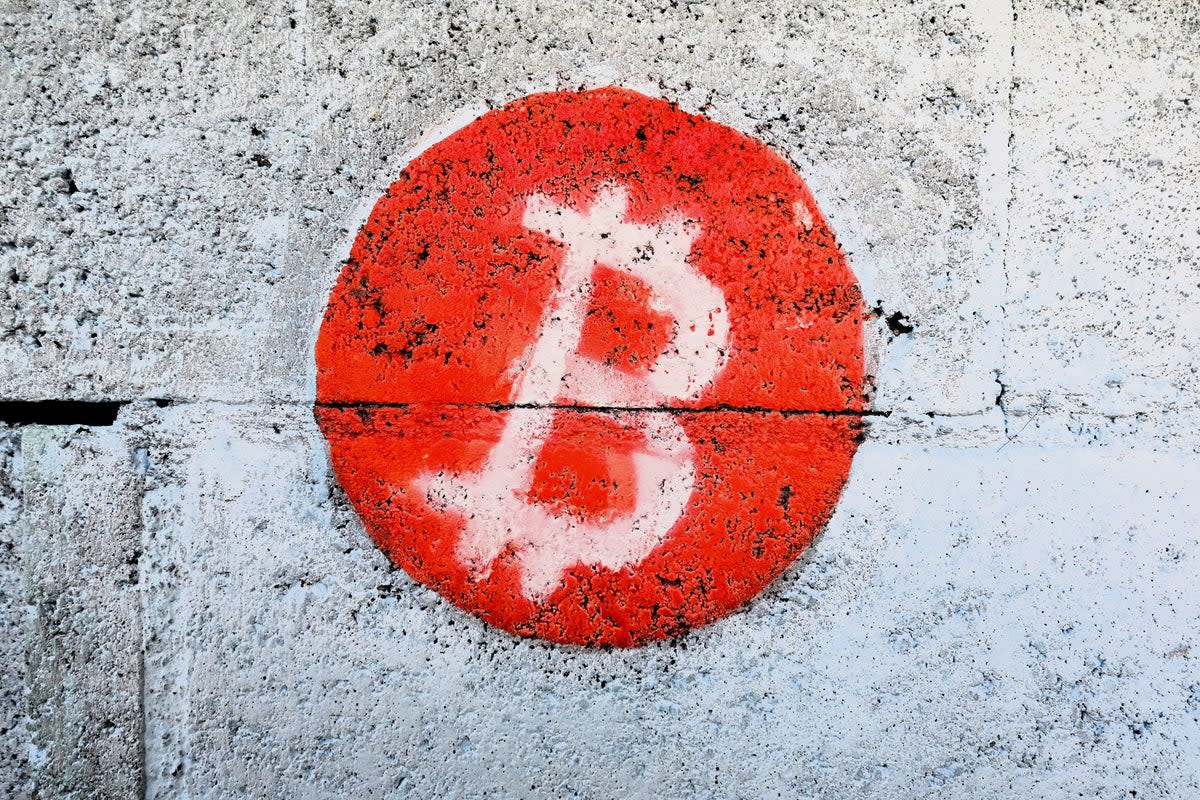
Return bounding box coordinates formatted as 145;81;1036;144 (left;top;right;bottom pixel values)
312;401;890;417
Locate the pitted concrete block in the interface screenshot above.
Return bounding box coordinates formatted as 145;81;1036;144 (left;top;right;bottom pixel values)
0;427;28;799
139;403;357;798
20;425;144;799
1;0;1006;418
133;402;1200;798
1006;1;1200;423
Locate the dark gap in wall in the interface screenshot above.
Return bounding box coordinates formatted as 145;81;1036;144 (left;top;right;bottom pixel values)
0;400;128;426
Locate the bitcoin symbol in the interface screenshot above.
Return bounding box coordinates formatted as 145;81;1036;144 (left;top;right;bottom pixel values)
315;87;865;646
418;185;730;599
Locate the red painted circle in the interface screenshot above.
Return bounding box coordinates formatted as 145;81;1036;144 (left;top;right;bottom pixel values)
315;87;864;647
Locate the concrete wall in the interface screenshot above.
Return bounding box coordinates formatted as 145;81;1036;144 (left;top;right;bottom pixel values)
2;1;1197;797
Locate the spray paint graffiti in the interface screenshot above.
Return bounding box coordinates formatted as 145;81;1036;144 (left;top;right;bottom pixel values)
315;87;865;646
418;184;724;601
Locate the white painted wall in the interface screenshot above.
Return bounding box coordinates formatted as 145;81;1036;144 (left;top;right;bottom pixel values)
1;1;1197;798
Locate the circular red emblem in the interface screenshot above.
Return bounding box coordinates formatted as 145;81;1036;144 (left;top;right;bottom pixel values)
315;87;865;647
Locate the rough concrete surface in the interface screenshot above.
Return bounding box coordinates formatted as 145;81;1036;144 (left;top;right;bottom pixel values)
0;426;27;797
1;0;1198;798
20;426;144;799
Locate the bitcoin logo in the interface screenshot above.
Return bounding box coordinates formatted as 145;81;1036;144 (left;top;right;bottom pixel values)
419;185;727;600
315;88;865;646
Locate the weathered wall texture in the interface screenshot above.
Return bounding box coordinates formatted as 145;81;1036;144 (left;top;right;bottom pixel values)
1;1;1197;798
20;427;144;797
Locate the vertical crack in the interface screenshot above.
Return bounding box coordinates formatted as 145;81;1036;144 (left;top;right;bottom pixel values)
998;0;1018;440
